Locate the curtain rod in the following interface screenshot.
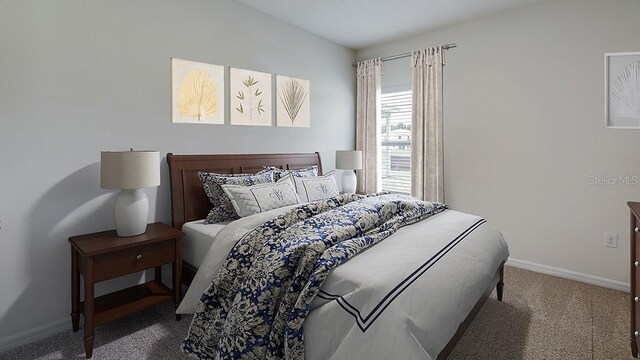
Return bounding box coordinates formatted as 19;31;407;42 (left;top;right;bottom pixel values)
353;43;457;67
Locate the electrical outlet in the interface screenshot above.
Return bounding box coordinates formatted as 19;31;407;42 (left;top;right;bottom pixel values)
605;233;618;248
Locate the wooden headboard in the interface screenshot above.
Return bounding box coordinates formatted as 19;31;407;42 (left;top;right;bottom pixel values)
166;152;323;229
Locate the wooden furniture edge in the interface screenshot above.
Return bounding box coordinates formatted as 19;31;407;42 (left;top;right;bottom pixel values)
69;222;184;256
629;202;639;357
78;280;173;325
437;261;505;360
628;201;640;220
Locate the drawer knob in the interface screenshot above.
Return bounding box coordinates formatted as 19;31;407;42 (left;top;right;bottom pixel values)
636;331;639;337
636;261;639;267
636;227;639;233
136;254;143;260
636;297;639;303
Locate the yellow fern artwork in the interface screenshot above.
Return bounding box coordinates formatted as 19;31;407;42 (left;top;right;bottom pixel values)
178;70;219;121
171;58;225;124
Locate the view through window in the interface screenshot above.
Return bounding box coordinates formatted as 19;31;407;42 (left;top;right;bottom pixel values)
380;89;412;195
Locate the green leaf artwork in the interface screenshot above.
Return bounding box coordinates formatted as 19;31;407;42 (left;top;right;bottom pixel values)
242;76;259;88
235;74;267;123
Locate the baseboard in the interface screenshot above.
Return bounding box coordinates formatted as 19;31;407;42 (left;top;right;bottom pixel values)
507;258;630;293
0;317;70;354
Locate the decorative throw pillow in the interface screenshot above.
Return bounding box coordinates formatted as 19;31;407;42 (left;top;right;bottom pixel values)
198;171;275;224
264;165;318;181
222;174;300;217
294;171;339;202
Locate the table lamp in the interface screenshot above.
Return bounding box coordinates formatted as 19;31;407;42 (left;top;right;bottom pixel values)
336;150;363;194
101;149;160;237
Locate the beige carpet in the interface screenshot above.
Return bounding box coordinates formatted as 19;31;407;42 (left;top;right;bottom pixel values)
1;266;633;359
450;266;632;360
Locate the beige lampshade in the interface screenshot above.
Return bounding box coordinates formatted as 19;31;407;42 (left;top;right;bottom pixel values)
336;150;363;170
101;150;161;189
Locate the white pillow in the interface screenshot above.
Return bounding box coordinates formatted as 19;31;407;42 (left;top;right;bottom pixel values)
294;172;340;202
222;174;300;217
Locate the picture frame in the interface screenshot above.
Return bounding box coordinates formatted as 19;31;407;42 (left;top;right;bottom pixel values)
605;52;640;129
276;75;310;128
229;67;272;126
171;58;225;125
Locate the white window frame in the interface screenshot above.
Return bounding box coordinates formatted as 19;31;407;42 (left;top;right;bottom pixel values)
379;85;412;195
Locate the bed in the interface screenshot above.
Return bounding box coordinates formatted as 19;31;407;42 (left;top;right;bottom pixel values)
167;152;326;285
167;152;508;360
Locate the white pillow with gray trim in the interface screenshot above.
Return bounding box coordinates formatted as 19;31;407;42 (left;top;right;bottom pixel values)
294;171;339;202
221;174;300;217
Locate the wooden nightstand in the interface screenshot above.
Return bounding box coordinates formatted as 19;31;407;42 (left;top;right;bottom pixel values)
69;222;184;358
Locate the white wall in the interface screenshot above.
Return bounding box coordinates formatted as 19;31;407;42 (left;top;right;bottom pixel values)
0;0;355;345
357;0;640;286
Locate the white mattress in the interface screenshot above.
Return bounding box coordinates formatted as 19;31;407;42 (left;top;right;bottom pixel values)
181;220;230;268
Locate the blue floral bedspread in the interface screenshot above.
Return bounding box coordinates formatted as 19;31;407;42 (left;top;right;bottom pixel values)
182;193;447;360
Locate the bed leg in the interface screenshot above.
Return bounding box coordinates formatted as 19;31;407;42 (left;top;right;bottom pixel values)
497;264;504;302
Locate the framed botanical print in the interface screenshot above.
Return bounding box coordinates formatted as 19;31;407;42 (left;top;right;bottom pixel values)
171;58;224;124
229;68;272;126
605;52;640;129
276;75;310;128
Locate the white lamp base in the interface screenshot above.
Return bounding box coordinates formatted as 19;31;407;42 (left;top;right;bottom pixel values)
341;170;358;194
114;189;149;237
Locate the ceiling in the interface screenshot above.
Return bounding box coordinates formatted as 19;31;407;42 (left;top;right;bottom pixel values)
235;0;548;50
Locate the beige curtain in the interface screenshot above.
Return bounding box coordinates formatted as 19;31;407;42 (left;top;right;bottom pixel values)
355;58;382;193
411;47;444;202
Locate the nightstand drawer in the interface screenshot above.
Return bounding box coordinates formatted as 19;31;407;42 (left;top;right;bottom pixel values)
93;240;175;282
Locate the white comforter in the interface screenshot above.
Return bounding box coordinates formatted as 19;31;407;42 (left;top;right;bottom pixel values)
177;207;509;360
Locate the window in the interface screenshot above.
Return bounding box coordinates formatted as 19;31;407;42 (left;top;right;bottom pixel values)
380;89;412;195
